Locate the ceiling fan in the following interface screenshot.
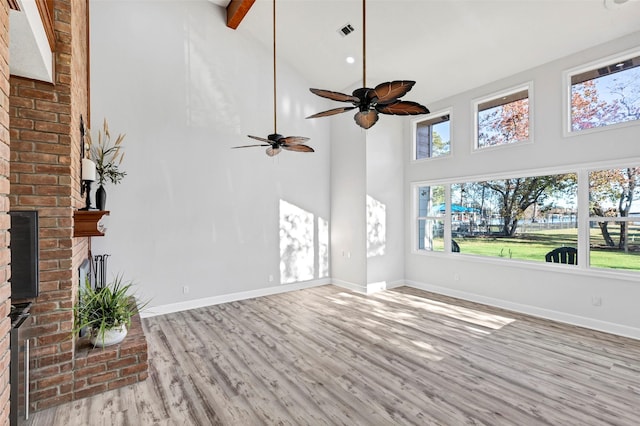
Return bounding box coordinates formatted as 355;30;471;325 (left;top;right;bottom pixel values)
306;0;429;129
233;0;314;156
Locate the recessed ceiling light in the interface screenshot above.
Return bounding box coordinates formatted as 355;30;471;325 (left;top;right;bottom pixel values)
346;56;355;64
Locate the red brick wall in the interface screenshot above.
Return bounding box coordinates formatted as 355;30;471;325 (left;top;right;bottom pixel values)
9;0;87;412
0;0;10;423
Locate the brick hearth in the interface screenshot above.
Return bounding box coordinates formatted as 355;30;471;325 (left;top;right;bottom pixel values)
73;313;148;401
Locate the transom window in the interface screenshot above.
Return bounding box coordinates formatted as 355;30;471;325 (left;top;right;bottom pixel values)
474;85;531;149
415;112;451;160
569;53;640;132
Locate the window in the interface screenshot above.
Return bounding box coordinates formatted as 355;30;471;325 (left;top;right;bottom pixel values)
449;174;577;261
588;166;640;271
569;53;640;132
415;112;450;160
475;85;531;149
416;173;579;264
417;185;445;251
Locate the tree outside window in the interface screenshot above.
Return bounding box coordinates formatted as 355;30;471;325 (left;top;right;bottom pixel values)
571;54;640;131
416;114;450;160
476;88;530;149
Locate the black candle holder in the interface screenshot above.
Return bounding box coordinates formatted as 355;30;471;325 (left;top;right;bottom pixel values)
79;180;94;211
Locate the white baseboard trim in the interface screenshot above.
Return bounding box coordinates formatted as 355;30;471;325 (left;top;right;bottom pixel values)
404;280;640;340
332;279;405;294
331;279;367;294
141;278;331;318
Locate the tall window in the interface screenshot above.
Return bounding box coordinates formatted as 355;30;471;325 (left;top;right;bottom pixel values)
416;173;581;265
475;85;531;149
570;53;640;132
417;185;445;251
415;112;450;160
449;174;577;262
589;166;640;271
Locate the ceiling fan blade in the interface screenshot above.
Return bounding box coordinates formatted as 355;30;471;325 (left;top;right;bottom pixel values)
306;106;356;119
310;88;359;103
377;101;430;115
371;81;416;104
354;110;379;129
232;144;270;149
279;136;310;145
248;135;272;143
266;146;281;157
282;144;315;153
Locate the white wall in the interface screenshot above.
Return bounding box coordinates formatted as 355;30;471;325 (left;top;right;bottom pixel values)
404;31;640;339
328;90;406;293
366;118;404;289
329;103;367;291
90;1;331;310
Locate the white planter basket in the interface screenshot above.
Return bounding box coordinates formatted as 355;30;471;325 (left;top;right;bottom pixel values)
90;325;128;347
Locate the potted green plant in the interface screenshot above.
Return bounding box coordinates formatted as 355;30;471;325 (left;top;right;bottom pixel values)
87;118;126;210
74;275;143;347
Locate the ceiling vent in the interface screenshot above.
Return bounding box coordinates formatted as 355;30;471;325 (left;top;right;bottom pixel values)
338;23;355;37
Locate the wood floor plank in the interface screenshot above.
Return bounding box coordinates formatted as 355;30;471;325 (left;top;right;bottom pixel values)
26;285;640;425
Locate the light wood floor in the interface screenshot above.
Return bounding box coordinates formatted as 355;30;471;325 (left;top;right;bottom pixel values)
27;285;640;425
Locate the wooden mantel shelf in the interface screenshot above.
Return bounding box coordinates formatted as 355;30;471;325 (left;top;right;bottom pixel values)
74;210;110;237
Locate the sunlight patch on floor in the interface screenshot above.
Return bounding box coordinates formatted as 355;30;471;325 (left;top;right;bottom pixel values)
373;289;515;330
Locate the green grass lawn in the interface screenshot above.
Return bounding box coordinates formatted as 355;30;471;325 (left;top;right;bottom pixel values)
432;227;640;271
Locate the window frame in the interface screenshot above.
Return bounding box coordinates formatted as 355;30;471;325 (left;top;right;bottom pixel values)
472;82;534;151
412;108;453;162
563;48;640;137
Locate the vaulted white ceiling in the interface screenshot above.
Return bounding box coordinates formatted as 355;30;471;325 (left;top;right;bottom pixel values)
215;0;640;103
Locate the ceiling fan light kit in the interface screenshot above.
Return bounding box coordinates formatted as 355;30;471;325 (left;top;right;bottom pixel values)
232;0;314;156
306;0;429;129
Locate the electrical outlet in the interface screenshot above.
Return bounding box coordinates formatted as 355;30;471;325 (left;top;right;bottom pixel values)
591;296;602;307
268;275;274;282
453;273;460;281
183;286;189;294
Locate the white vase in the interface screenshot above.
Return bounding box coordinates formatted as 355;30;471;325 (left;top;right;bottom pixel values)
90;325;128;347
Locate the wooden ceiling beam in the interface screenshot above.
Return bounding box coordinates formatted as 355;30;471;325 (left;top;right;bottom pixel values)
226;0;255;30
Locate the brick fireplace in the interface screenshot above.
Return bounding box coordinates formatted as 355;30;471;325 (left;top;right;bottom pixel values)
6;0;147;417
